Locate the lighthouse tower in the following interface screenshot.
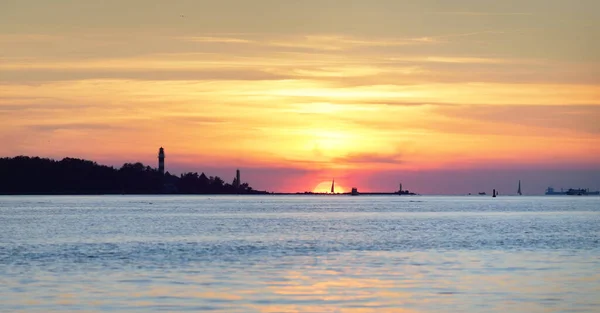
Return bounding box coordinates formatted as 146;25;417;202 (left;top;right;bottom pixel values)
158;147;165;175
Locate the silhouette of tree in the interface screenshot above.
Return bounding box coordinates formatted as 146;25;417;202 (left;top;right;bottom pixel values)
0;156;268;195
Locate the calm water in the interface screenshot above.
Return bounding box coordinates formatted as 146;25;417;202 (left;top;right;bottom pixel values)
1;195;599;312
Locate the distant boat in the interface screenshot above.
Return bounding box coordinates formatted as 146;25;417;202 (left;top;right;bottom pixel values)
478;192;486;196
517;180;522;195
566;188;599;196
546;187;600;195
331;179;335;194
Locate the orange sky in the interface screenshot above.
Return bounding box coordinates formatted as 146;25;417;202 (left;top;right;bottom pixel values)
1;1;599;194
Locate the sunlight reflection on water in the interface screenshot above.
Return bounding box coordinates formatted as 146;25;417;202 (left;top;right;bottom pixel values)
1;195;599;312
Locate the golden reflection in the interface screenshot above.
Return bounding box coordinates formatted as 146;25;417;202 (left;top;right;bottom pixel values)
138;286;246;301
194;291;243;301
254;305;417;313
4;251;597;312
259;267;422;313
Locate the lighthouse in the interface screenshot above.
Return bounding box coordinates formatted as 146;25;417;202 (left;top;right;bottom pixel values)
158;147;165;175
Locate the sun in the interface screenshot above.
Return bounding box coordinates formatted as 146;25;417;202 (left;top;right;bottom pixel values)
312;181;346;194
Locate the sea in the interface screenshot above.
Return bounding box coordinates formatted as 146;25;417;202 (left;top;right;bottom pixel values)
0;195;599;313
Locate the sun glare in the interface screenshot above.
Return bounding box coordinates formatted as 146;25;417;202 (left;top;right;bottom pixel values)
312;181;346;194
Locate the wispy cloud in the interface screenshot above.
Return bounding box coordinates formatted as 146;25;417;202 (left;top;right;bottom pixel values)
163;115;229;125
27;123;130;132
427;11;533;16
384;55;519;64
178;36;254;44
0;34;63;43
434;104;600;136
176;34;440;53
0;68;289;82
267;35;441;51
333;152;403;165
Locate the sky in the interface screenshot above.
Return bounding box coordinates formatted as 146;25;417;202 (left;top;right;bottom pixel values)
1;0;599;194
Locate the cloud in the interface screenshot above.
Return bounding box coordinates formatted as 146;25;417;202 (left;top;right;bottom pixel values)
434;104;600;135
338;103;600;138
178;36;254;44
5;56;595;86
0;102;116;122
0;34;63;43
27;123;130;132
384;55;524;64
333;152;403;165
163;115;229;125
347;100;453;107
267;35;440;51
0;69;290;82
427;11;533;16
0;102;79;111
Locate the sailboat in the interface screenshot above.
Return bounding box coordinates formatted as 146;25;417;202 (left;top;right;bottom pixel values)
517;180;522;195
331;179;335;194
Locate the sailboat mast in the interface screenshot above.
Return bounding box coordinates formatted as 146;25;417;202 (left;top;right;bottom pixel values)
331;179;335;193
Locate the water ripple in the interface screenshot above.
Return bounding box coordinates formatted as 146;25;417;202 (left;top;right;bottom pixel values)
1;195;599;312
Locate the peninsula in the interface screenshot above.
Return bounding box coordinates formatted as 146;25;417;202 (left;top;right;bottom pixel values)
0;149;268;195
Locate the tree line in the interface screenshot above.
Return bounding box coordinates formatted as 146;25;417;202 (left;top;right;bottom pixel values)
0;156;268;195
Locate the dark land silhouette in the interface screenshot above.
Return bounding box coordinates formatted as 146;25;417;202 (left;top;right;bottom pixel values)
0;156;268;195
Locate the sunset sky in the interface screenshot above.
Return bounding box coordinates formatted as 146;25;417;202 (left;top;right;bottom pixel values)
2;0;599;194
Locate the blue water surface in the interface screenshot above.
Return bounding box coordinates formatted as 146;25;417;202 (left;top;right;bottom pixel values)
1;195;599;312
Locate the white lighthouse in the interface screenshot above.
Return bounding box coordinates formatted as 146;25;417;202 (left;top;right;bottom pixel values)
158;147;165;175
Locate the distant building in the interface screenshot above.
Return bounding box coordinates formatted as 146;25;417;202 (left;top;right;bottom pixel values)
398;183;417;195
158;147;165;175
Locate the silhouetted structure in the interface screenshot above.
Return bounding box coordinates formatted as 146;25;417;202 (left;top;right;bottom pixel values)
234;169;240;188
546;187;599;195
564;188;599;195
331;179;335;193
398;183;416;195
158;147;165;175
546;187;563;195
493;189;497;197
0;156;268;195
517;180;522;195
351;187;359;196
